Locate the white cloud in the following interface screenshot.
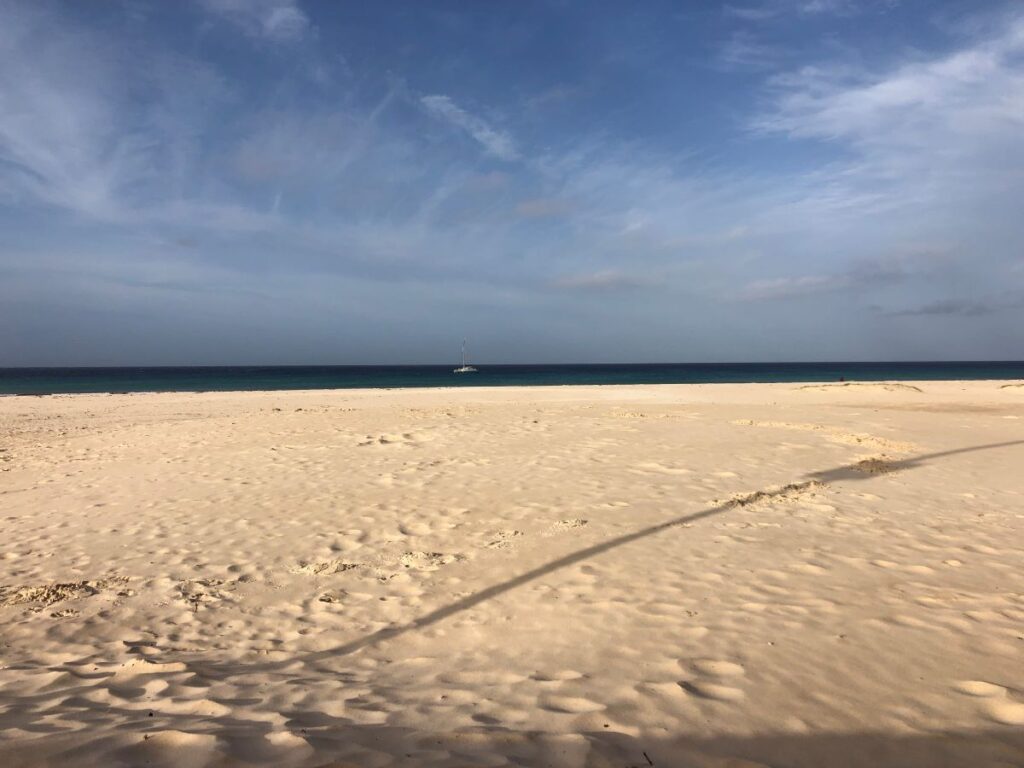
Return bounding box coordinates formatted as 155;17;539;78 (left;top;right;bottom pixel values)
0;7;147;218
755;15;1024;215
2;0;1020;361
736;274;845;300
887;298;993;317
725;0;873;20
760;42;1023;145
197;0;310;42
0;6;235;223
717;30;783;71
724;5;778;21
420;95;519;161
797;0;857;14
734;250;943;302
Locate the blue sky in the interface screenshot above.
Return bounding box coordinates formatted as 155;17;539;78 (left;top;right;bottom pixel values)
1;0;1023;365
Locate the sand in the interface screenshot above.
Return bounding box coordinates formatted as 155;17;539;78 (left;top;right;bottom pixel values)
1;381;1023;767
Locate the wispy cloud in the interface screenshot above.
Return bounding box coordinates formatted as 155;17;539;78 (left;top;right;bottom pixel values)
887;298;993;317
2;0;1023;364
886;293;1024;317
420;95;519;161
725;0;869;21
797;0;860;14
734;252;939;301
550;270;647;293
759;31;1024;145
755;14;1024;216
736;273;849;301
724;5;779;22
196;0;310;42
0;4;230;221
717;30;784;71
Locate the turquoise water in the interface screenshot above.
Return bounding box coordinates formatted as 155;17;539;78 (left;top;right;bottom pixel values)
1;362;1022;395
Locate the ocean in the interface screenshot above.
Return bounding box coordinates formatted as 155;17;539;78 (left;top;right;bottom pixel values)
1;361;1022;395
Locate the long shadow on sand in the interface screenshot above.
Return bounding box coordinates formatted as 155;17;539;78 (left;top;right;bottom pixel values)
3;440;1024;768
287;439;1024;665
4;713;1024;767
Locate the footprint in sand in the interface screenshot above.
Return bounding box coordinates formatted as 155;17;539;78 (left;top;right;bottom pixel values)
954;681;1024;725
679;659;747;701
486;530;524;549
731;419;915;453
398;521;433;537
631;462;693;476
539;694;605;713
177;578;238;610
679;681;745;701
0;576;130;611
689;660;745;677
549;519;588;532
986;700;1024;725
396;551;463;571
854;457;900;475
904;565;934;575
729;481;819;509
953;680;1007;697
357;432;428;448
531;670;585;683
790;562;828;575
290;559;362;576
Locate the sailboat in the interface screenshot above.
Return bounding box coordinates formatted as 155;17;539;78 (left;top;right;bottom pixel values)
453;339;477;374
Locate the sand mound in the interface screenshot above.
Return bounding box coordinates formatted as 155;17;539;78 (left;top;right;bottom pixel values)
798;381;924;392
0;576;129;608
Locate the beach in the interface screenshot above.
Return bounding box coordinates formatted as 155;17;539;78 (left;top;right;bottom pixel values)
1;381;1023;767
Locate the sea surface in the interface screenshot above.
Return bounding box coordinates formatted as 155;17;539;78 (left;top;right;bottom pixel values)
1;362;1023;395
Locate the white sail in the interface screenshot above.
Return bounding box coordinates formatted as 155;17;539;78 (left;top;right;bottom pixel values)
454;338;477;373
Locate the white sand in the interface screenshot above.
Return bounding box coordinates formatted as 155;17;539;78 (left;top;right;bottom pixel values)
1;381;1023;767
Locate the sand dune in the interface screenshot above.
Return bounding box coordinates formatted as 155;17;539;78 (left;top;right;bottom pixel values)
1;382;1023;767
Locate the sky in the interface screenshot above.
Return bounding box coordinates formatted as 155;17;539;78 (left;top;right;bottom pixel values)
1;0;1023;365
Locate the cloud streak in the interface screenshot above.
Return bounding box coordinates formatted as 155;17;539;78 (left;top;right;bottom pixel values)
725;0;870;21
755;14;1024;218
886;293;1024;318
0;3;235;223
196;0;310;42
550;270;647;293
420;95;519;161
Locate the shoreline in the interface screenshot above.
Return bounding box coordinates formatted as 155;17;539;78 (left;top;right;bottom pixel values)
0;377;1022;399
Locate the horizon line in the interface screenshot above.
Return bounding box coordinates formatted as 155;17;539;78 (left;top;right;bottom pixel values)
2;359;1024;371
